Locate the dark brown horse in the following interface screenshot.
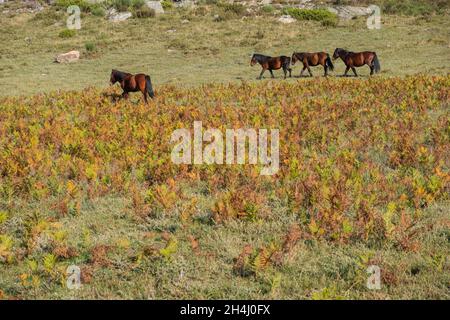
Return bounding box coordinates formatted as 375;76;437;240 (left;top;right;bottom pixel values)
250;54;292;79
110;69;155;104
291;52;334;77
333;48;381;77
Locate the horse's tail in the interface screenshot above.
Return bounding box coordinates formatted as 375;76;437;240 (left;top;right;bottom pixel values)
326;54;334;71
286;57;292;70
145;75;155;98
373;53;381;73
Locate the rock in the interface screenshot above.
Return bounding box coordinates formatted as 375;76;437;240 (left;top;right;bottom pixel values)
55;50;80;63
297;0;315;9
107;8;132;22
107;7;117;16
31;1;44;11
107;8;130;22
278;15;296;24
181;19;189;24
174;0;195;9
327;6;372;20
9;1;44;13
145;1;164;14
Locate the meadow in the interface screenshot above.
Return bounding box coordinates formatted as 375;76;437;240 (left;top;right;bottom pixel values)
0;1;449;300
0;2;449;96
0;75;449;299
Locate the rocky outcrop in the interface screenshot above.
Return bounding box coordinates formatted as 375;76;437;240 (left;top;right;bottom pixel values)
55;50;80;63
278;15;296;24
174;0;195;9
145;1;164;14
327;6;372;20
107;8;132;22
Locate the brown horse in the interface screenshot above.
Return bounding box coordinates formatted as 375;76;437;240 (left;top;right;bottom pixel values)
332;48;381;77
291;52;334;77
250;54;292;79
110;69;155;104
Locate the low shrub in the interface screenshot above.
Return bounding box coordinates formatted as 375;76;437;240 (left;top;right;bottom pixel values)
382;0;449;16
58;29;76;38
261;5;275;14
131;0;146;10
161;0;173;10
55;0;93;13
332;0;449;16
212;2;247;21
218;2;246;16
110;0;132;12
90;5;105;17
283;8;338;26
134;6;156;18
31;9;63;26
225;3;245;15
85;42;96;52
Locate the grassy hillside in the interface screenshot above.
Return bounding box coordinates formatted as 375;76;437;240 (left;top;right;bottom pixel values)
0;3;449;96
0;75;448;299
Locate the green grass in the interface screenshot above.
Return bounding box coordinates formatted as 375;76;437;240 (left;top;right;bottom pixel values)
1;194;448;299
0;6;449;96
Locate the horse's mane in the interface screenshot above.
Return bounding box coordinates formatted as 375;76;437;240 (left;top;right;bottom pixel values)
252;54;271;62
112;69;132;81
336;48;354;56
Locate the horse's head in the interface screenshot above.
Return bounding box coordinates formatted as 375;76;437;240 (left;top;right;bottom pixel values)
291;53;300;65
250;54;258;66
110;70;118;85
333;48;343;60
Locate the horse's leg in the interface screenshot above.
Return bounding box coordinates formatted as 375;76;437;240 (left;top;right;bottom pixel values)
343;66;350;77
306;65;313;77
300;67;306;77
369;64;374;76
324;65;328;77
283;61;292;78
142;90;148;105
269;70;275;78
122;91;129;99
258;69;265;80
351;67;358;77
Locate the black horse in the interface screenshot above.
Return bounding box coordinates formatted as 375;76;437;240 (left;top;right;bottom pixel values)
110;69;155;104
250;54;292;79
